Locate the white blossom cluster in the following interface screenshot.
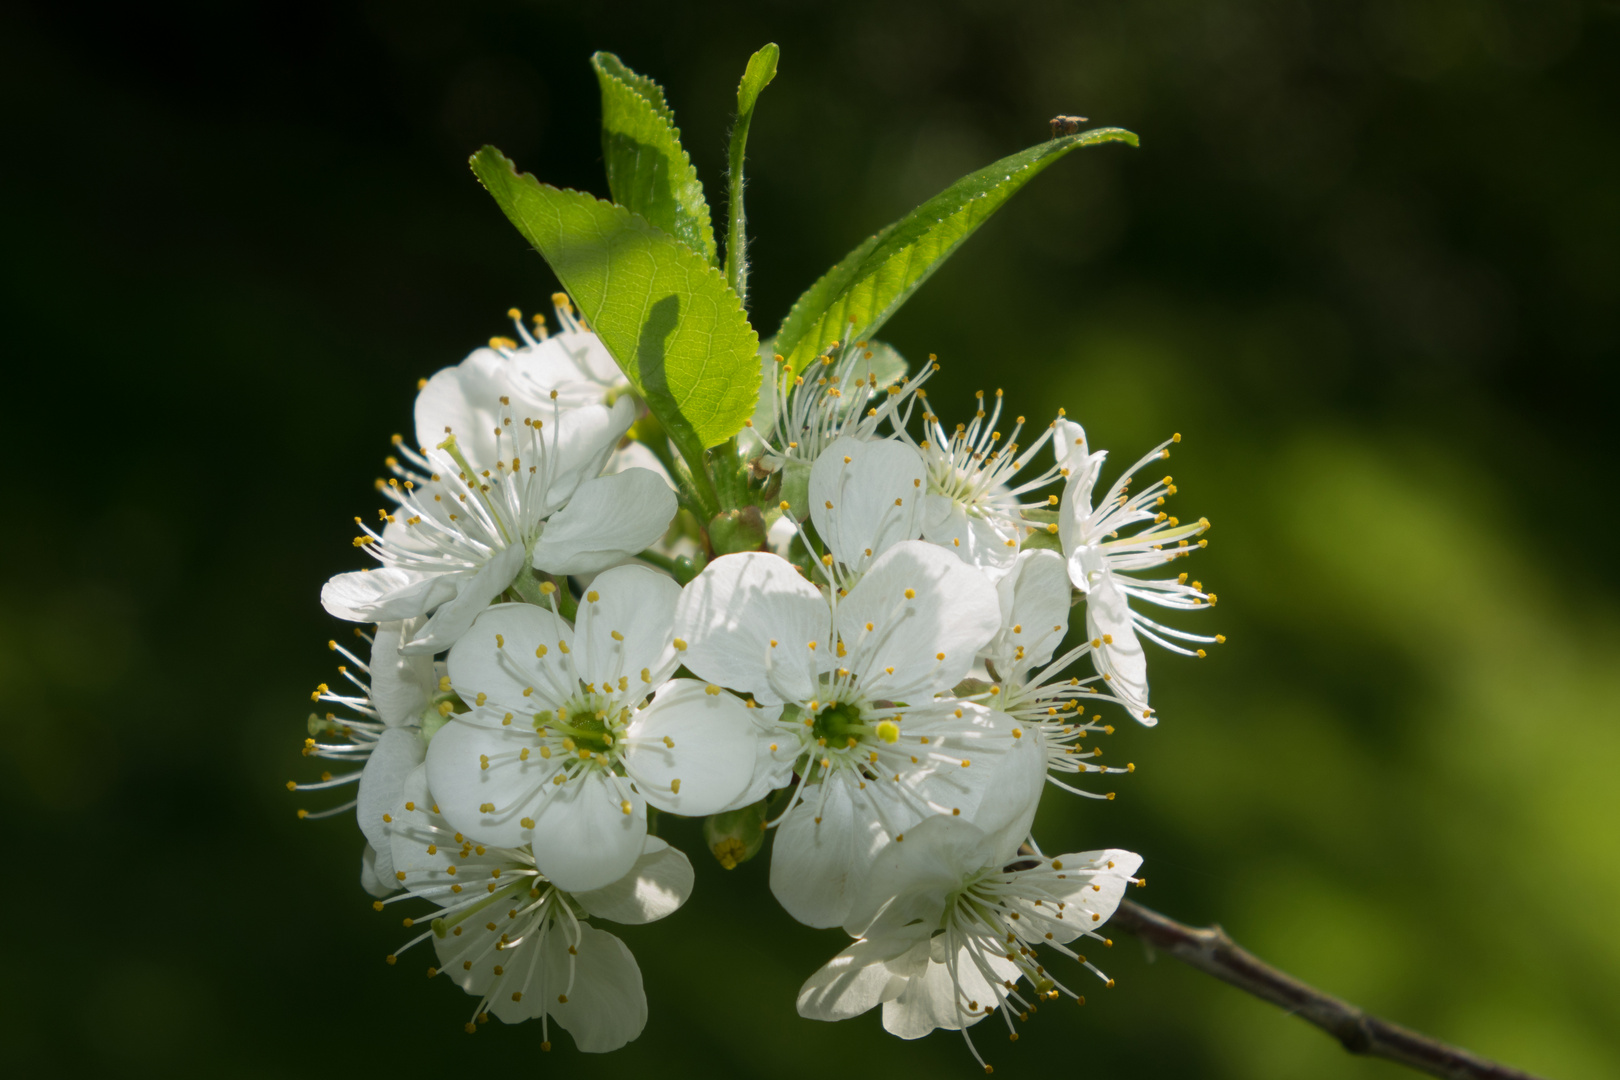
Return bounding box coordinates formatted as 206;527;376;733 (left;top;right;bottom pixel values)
294;298;1218;1067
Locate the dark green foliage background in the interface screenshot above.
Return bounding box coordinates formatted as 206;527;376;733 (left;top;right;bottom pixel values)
2;2;1615;1077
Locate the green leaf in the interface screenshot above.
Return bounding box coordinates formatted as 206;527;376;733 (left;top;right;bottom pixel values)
725;43;779;304
774;127;1138;367
592;52;718;265
470;148;761;488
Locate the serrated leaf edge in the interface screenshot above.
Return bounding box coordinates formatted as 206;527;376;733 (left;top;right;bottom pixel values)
591;52;718;265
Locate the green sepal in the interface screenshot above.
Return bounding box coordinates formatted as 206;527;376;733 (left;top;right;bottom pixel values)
709;506;768;555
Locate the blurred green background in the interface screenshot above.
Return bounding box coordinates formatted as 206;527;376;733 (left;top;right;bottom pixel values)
2;1;1615;1077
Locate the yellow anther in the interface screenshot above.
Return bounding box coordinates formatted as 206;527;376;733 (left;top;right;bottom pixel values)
904;588;915;599
673;638;687;651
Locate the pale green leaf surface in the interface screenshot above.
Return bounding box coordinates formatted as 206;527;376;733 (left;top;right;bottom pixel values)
725;42;779;303
593;52;718;265
471;148;760;458
735;42;779;118
774;127;1138;367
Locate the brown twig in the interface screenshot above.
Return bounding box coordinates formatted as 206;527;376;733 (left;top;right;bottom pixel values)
1110;900;1544;1080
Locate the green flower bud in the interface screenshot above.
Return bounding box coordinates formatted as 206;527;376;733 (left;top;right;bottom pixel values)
708;506;769;555
703;799;770;869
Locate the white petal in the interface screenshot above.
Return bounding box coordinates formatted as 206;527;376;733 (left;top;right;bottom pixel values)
623;680;758;815
770;773;896;928
809;436;926;571
360;843;395;899
881;946;1019;1038
1013;849;1143;943
424;712;559;848
847;815;993;939
546;925;648;1052
967;718;1047;860
570;564;679;684
320;567;458;624
796;936;920;1022
533;468;677;576
401;542;529;655
986;548;1071;671
530;396;637;512
1084;573;1152;721
920;494;1018;577
413;347;516;467
357;726;425;857
674;552;829;706
836;541;1000;702
573;836;694;925
388;764;525;904
1052;417;1090;474
369;619;437;727
513;331;623;405
602;438;671;482
889;703;1030;839
528;770;647;893
733;705;796;805
446;602;574;715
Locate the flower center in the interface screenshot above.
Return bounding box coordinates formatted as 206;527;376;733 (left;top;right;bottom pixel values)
542;692;629;762
810;701;865;744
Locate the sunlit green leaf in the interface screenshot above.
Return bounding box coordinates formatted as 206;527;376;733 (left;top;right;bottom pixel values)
592;52;718;265
470;148;760;472
774;127;1138;367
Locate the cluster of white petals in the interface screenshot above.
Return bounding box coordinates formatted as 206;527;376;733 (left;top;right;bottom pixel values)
295;309;1217;1063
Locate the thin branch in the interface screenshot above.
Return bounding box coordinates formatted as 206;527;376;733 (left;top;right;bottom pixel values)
1110;900;1544;1080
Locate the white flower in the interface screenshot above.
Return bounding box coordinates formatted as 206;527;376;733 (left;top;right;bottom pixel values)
906;392;1064;578
674;542;1045;928
807;435;928;578
979;549;1136;799
379;764;691;1051
293;619;438;896
423;564;774;892
488;298;672;481
322;354;675;654
797;814;1142;1072
760;339;935;473
490;294;628;410
1055;419;1219;721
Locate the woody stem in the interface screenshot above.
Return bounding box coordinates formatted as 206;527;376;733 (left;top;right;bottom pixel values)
1110;900;1544;1080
